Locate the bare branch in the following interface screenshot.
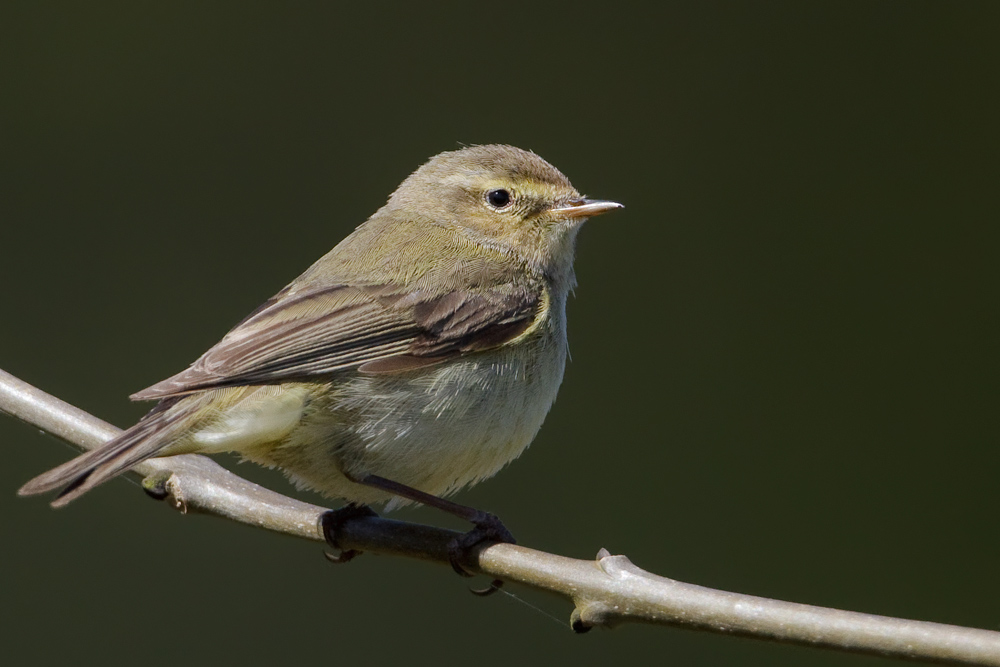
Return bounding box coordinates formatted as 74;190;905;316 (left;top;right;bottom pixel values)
4;366;999;666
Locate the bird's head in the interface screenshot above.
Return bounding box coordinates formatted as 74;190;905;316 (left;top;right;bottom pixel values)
386;144;622;281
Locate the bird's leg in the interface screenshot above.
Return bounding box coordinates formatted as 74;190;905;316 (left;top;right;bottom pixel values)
354;474;514;593
320;503;379;564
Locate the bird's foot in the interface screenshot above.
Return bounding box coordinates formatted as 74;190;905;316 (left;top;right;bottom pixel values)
321;503;379;564
448;511;516;596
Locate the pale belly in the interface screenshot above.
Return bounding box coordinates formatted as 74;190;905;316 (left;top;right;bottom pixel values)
211;324;568;508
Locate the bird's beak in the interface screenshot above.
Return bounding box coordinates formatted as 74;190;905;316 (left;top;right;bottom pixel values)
549;198;624;220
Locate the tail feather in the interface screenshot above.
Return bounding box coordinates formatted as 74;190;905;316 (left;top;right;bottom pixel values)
18;398;185;507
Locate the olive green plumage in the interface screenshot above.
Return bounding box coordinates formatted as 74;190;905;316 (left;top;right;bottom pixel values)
20;144;621;510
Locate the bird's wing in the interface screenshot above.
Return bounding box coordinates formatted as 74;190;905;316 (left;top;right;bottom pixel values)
131;281;541;400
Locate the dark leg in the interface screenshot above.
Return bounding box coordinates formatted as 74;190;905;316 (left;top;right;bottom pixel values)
321;503;379;564
354;474;514;592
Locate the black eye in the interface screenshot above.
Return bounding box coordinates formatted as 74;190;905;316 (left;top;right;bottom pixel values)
485;189;512;208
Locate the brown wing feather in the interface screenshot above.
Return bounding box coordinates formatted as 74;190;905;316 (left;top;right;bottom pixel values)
132;281;541;400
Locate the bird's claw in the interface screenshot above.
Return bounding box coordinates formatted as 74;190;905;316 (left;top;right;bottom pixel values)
321;504;379;563
446;511;515;595
323;548;363;564
469;579;505;596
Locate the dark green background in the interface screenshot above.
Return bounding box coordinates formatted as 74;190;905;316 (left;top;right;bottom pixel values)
3;2;997;665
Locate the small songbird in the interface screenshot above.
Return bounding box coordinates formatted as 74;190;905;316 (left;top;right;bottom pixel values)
20;144;622;563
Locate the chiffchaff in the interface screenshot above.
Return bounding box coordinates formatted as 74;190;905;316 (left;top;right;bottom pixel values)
20;144;622;566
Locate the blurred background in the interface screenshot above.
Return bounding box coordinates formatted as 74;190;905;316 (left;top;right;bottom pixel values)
2;2;998;665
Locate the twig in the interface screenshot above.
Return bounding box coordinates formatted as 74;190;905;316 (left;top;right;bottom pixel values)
3;366;999;665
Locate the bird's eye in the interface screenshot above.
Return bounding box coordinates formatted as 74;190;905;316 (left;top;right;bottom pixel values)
485;189;512;209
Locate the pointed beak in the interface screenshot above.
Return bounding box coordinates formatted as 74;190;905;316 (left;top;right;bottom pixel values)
549;198;624;220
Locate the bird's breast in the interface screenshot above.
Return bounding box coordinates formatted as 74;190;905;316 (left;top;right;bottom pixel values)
322;296;569;500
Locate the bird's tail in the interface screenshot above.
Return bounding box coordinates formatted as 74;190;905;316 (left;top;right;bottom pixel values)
18;397;187;507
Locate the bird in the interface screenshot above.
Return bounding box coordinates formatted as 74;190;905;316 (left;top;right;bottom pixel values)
19;144;622;569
